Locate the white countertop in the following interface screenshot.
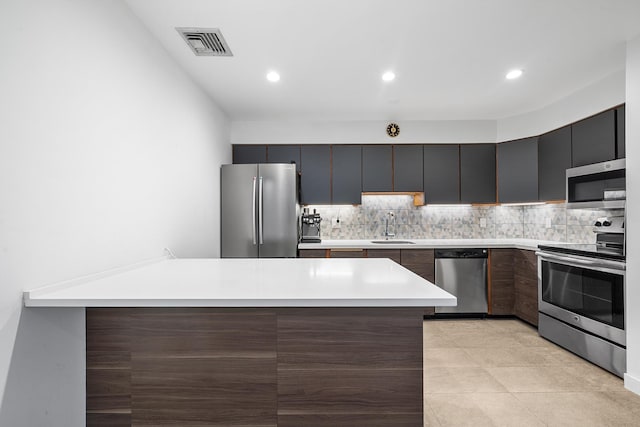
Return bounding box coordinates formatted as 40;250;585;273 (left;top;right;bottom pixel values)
23;258;456;308
298;238;561;251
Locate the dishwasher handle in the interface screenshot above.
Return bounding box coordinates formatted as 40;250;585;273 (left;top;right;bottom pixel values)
434;248;488;259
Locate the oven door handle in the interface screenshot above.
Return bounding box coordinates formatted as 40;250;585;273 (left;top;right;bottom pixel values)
535;251;626;272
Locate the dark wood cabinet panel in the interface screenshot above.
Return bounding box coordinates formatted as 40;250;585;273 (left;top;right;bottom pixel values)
616;105;625;159
329;249;365;258
362;145;393;192
367;249;401;264
298;249;328;258
278;413;422;427
571;110;616;167
423;145;460;204
393;145;423;191
400;249;435;282
300;145;331;205
489;249;515;315
332;145;362;204
233;145;267;164
268;145;301;171
460;144;496;204
497;137;538;203
514;249;538;326
538;126;572;201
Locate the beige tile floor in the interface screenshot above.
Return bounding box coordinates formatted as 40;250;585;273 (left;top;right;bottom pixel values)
423;318;640;426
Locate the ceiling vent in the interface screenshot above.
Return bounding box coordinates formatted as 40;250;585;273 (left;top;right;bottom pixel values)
176;28;233;57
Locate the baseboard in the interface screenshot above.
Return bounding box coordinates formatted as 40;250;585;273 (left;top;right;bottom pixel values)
624;372;640;395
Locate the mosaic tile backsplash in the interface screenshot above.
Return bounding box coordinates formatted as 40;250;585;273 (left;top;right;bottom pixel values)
306;195;624;243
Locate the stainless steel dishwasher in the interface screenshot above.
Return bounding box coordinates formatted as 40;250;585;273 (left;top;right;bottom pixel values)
434;248;488;314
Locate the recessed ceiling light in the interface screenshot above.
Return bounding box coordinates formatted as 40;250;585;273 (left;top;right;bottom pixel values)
382;71;395;82
266;71;280;82
506;69;523;80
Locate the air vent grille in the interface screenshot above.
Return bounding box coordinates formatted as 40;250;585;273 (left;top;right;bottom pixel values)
176;28;233;57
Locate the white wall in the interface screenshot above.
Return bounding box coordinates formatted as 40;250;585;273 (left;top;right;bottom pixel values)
497;70;626;142
624;36;640;395
0;0;230;425
231;120;496;144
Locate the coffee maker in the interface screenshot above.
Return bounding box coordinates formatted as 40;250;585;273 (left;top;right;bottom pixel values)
301;208;322;243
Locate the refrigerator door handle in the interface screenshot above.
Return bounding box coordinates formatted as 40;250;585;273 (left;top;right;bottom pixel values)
252;176;257;245
258;176;264;244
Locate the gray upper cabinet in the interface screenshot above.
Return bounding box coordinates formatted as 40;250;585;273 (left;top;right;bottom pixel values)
362;145;393;192
268;145;301;172
300;145;331;205
233;145;267;164
538;126;572;201
423;145;460;203
332;145;362;204
497;137;538;203
571;110;615;167
616;105;625;159
393;145;423;192
460;144;496;204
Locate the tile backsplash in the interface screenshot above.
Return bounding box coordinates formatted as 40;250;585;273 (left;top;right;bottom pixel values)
306;195;623;243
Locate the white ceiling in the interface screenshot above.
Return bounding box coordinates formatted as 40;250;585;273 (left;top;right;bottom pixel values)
125;0;640;121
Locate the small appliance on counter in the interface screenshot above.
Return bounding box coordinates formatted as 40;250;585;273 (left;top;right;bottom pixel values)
301;208;322;243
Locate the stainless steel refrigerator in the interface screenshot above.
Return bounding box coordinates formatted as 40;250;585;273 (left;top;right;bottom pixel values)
221;163;299;258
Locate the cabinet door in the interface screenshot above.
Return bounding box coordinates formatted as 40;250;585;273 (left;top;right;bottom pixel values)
571;110;615;167
489;249;514;315
514;250;538;326
298;249;327;258
423;145;460;204
300;145;331;205
332;145;362;204
538;126;572;201
497;137;538;203
401;249;435;316
362;145;393;192
329;249;364;258
393;145;423;192
460;144;496;204
367;249;401;264
233;145;267;164
616;105;625;159
268;145;301;172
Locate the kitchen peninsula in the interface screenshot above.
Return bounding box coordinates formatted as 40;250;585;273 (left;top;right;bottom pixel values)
24;257;455;426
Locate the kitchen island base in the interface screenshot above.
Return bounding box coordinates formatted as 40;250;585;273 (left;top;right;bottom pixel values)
86;307;424;426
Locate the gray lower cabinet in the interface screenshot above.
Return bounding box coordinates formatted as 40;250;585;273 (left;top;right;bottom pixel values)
300;145;331;205
393;145;423;192
233;145;267;164
362;145;393;192
460;144;496;204
571;110;616;167
332;145;362;204
616;105;625;159
538;126;572;201
497;137;538;203
423;145;460;203
268;145;301;172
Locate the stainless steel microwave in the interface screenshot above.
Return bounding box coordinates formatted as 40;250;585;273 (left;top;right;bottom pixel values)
566;159;625;209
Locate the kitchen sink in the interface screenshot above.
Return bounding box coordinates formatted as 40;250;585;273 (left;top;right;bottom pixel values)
370;240;415;244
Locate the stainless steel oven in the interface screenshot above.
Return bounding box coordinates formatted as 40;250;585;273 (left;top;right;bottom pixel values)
536;235;626;377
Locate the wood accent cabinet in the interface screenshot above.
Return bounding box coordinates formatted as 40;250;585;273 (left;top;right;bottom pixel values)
367;249;401;264
298;249;328;258
401;249;435;315
489;249;515;315
514;249;538;326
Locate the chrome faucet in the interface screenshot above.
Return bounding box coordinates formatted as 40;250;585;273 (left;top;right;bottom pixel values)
384;211;396;239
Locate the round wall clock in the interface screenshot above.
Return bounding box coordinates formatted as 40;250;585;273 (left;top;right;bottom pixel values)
386;123;400;138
